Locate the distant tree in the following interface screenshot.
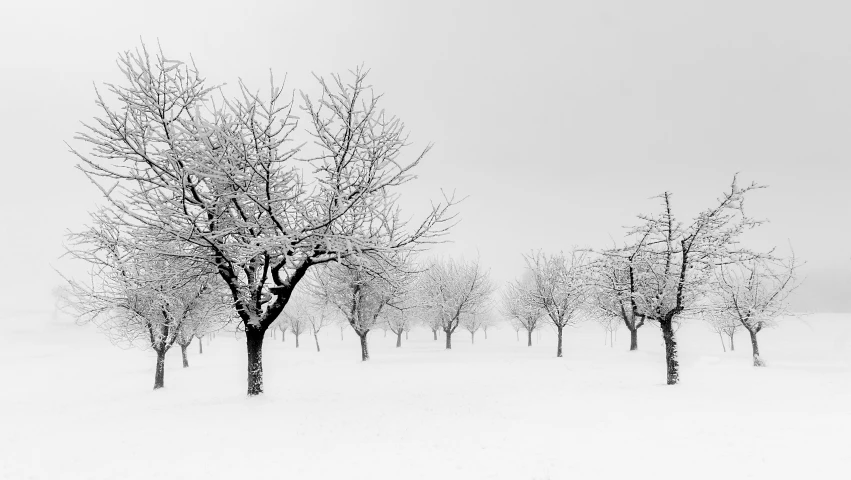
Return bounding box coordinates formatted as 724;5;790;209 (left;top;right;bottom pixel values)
385;309;415;348
502;278;544;347
285;312;309;349
174;278;230;367
309;256;405;360
303;300;334;353
480;316;496;340
419;257;493;349
522;250;589;357
712;254;801;366
273;317;289;343
61;213;221;389
70;45;455;395
590;242;654;351
461;313;487;344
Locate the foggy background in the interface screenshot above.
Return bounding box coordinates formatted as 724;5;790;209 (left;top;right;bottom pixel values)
1;0;848;315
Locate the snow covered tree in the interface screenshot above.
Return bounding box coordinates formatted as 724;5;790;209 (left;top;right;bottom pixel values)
309;256;405;360
589;244;655;351
419;257;493;349
502;279;544;346
384;308;415;348
174;278;230;367
285;312;308;349
701;312;740;352
70;44;455;395
522;250;589;357
618;177;765;384
62;212;223;389
480;316;496;340
273;317;289;343
712;254;801;366
461;312;487;344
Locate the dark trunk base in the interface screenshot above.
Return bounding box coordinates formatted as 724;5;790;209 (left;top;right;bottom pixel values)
660;320;679;385
445;330;452;349
629;327;638;351
181;344;189;368
749;329;765;367
359;332;370;361
154;348;166;390
556;326;563;357
396;331;402;348
246;326;265;396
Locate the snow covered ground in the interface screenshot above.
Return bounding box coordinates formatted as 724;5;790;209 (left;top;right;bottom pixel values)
2;312;849;480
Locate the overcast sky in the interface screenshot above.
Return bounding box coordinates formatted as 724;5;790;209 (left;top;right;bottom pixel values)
1;0;849;314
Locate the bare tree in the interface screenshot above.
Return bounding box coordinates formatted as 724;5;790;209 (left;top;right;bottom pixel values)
712;254;801;366
285;312;308;349
522;250;589;357
419;257;493;350
590;244;654;351
61;214;221;389
461;313;487;344
384;309;415;348
174;278;230;367
618;177;765;384
502;280;544;347
480;316;496;340
70;45;455;395
309;257;403;360
273;317;289;343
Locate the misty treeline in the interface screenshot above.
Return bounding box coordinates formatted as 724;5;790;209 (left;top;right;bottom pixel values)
61;43;800;394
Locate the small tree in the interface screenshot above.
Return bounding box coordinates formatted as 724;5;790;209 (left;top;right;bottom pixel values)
309;256;404;360
522;250;589;358
419;257;493;350
385;308;415;348
285;312;308;349
712;254;800;366
502;280;544;347
62;214;220;389
590;244;655;351
461;313;487;344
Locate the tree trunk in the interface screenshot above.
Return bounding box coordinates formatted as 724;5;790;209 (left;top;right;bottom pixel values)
527;328;533;347
445;330;453;349
359;332;370;361
340;326;344;341
154;348;166;390
718;332;726;352
660;320;679;385
245;326;265;396
516;330;519;341
281;330;285;342
629;326;638;351
433;329;438;341
314;331;320;352
749;328;765;367
405;331;408;340
484;329;487;340
198;336;203;354
556;325;564;357
295;333;300;348
728;333;735;351
180;343;189;368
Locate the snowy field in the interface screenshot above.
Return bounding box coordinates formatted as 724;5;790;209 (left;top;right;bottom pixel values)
2;312;850;480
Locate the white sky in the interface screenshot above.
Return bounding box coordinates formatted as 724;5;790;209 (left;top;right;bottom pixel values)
1;0;849;313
